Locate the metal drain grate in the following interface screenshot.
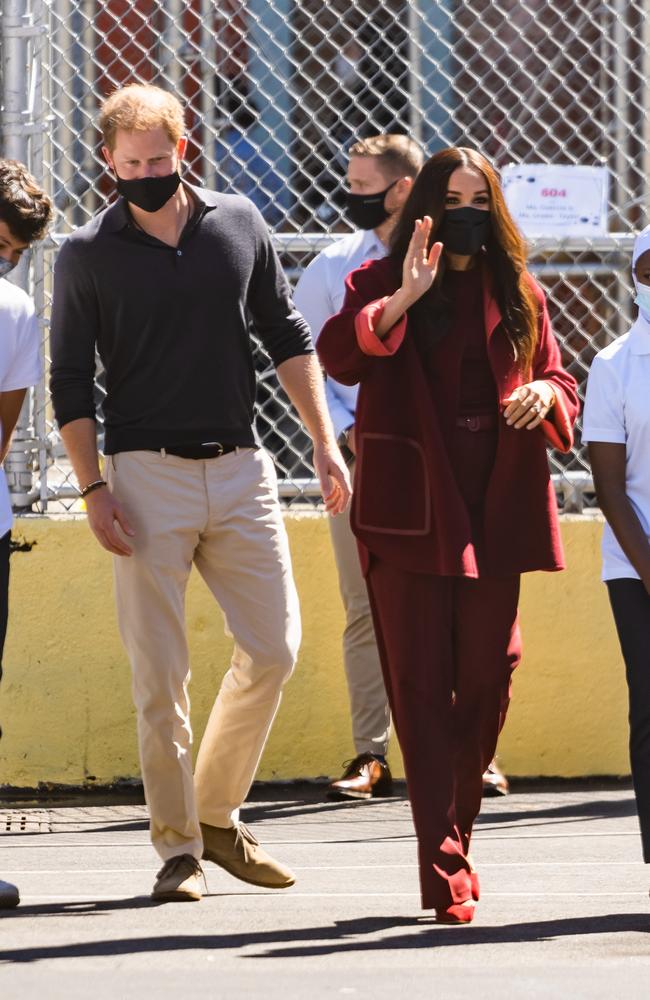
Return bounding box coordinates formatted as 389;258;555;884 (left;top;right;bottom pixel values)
1;811;51;833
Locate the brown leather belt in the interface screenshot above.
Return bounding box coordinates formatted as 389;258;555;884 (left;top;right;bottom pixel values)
156;443;239;459
455;413;498;432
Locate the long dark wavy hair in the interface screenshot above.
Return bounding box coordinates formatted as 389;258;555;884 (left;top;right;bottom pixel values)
389;147;538;372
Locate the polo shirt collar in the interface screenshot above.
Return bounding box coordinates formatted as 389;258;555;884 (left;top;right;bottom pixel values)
628;314;650;355
98;198;129;233
98;180;214;233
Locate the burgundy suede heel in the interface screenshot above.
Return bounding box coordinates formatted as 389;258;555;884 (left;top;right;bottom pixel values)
435;902;475;925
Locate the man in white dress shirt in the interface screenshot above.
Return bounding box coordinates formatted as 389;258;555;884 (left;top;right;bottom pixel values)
0;159;52;908
293;135;422;798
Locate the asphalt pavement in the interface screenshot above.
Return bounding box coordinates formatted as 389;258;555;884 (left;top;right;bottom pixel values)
1;782;649;999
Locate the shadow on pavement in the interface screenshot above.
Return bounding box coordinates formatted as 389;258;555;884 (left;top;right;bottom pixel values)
0;912;648;963
476;795;638;833
0;896;160;919
3;792;637;841
242;795;408;826
57;819;149;834
250;911;650;958
242;792;638;841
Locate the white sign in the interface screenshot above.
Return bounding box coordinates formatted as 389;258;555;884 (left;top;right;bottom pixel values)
502;164;609;237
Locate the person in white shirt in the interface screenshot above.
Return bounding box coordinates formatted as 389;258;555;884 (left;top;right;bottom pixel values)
294;135;421;798
584;224;650;870
0;159;52;909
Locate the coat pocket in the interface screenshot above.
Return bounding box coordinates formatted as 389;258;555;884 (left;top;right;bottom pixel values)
355;433;431;535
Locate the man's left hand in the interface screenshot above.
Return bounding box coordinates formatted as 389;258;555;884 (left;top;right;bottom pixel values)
313;442;352;515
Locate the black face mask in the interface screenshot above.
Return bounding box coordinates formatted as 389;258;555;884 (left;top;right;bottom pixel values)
345;180;398;230
116;171;181;213
439;206;491;256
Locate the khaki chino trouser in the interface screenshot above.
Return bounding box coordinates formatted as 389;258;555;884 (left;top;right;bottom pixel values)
328;460;390;758
107;447;301;861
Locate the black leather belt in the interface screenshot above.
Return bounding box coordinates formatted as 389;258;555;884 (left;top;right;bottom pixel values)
455;413;498;432
157;443;239;460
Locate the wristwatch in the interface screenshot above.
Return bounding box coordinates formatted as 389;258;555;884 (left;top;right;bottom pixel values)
337;425;353;450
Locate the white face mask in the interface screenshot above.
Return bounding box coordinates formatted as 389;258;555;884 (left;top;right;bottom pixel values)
0;257;17;279
635;282;650;321
632;227;650;320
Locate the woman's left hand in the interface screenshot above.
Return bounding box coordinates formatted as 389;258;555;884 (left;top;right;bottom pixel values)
502;380;557;430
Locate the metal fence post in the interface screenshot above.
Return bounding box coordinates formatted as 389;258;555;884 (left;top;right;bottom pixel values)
1;0;45;511
29;0;49;512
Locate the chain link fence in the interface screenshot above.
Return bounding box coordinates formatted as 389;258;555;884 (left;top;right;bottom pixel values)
1;0;649;512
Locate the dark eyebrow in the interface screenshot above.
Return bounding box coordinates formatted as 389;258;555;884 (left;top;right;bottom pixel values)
0;236;28;251
447;188;489;195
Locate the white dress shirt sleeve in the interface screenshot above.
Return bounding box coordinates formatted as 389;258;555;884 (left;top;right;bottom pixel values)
293;251;356;438
293;253;336;347
582;355;626;445
325;381;355;438
0;296;42;391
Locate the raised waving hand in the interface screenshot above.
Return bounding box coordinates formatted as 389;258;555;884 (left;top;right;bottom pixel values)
402;216;444;306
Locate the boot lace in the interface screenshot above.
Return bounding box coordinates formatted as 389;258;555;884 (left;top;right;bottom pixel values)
339;752;378;778
157;853;207;893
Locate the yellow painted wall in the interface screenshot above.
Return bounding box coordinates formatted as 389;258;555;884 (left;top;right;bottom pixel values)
0;514;629;788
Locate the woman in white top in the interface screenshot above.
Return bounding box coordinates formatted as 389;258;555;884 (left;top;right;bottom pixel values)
583;225;650;866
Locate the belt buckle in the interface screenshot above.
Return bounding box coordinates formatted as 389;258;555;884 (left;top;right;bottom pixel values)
464;416;481;432
202;441;224;456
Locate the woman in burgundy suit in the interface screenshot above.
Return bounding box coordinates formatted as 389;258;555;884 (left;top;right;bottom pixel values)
317;147;578;924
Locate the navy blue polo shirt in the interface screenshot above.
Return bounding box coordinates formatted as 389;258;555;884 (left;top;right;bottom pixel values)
50;184;312;454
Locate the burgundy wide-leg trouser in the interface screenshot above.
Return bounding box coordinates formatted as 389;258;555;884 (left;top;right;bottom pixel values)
366;561;521;909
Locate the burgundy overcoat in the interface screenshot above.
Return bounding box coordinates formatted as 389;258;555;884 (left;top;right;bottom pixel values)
317;256;579;578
